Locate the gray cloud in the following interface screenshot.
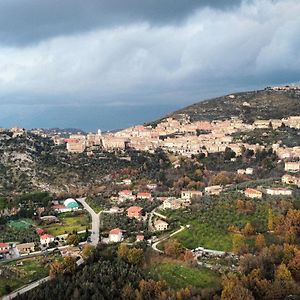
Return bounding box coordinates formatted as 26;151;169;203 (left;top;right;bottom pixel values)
0;0;299;130
0;0;243;46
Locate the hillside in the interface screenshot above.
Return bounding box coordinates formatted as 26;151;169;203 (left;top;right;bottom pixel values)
164;88;300;123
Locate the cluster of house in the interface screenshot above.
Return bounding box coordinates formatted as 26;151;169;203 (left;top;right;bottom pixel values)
244;186;293;199
59;109;300;158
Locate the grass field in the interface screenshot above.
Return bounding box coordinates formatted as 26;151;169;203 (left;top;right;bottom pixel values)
0;257;50;297
162;192;271;252
45;213;90;236
173;223;233;251
149;262;221;290
8;219;33;230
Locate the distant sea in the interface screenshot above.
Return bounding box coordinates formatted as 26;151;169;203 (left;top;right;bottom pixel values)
0;104;181;132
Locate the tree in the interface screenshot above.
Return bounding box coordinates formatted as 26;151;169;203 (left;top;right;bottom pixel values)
117;244;129;259
268;208;273;231
164;240;183;258
127;248;144;265
232;234;248;254
221;273;254;300
242;223;255;236
275;263;293;281
255;234;266;251
288;250;300;280
67;233;79;246
63;256;77;274
82;244;95;259
49;261;63;278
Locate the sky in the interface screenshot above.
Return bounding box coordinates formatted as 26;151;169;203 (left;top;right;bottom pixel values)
0;0;299;131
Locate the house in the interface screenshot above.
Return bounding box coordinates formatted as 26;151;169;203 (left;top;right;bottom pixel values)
136;235;144;242
282;174;300;187
118;190;136;201
40;234;55;246
205;185;223;195
122;178;132;185
60;246;81;258
162;198;182;210
245;188;263;199
266;188;293;196
109;228;123;243
0;243;9;254
146;183;157;190
246;168;254;175
16;242;35;254
154;219;169;231
137;192;152;200
181;190;203;201
285;161;300;173
109;207;122;213
127;206;143;219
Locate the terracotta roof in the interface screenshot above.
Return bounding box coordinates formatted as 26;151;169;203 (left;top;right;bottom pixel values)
127;206;143;213
0;243;9;248
109;228;122;235
40;234;54;240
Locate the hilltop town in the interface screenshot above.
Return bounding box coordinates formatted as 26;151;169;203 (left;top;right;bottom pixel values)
1;86;300;299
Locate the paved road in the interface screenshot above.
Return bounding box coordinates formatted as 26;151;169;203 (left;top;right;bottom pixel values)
152;226;185;253
77;197;100;246
1;277;50;300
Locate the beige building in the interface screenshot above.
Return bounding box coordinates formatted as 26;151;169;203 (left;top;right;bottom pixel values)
154;219;169;231
285;161;300;173
16;242;35;254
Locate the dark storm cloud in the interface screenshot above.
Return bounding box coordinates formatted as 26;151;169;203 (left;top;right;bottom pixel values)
0;0;243;46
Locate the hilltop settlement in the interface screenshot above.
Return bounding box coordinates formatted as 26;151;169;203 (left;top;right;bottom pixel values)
1;86;300;299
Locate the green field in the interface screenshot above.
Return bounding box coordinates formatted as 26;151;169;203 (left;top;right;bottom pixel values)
149;262;221;290
8;219;33;230
0;257;50;297
174;223;233;251
162;192;272;252
45;213;90;236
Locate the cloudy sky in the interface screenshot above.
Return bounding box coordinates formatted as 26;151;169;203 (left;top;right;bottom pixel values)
0;0;299;131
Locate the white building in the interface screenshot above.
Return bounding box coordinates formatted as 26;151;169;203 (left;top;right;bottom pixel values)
109;228;123;243
266;188;293;196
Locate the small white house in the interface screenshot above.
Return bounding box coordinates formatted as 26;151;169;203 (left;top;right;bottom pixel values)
40;234;55;246
109;228;123;243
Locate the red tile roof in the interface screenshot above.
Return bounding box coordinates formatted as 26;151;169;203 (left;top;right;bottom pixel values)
109;228;122;235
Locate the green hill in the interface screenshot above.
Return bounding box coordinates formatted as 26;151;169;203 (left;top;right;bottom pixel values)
164;88;300;123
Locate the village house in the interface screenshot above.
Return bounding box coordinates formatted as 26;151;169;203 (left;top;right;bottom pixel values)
40;234;55;246
137;192;152;200
118;190;136;201
60;246;81;258
245;188;263;199
205;185;223;195
146;183;157;190
0;243;9;254
282;174;300;187
127;206;143;219
162;198;182;210
181;190;203;201
16;242;35;255
109;206;122;214
285;161;300;173
109;228;123;243
266;187;293;196
154;219;169;231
